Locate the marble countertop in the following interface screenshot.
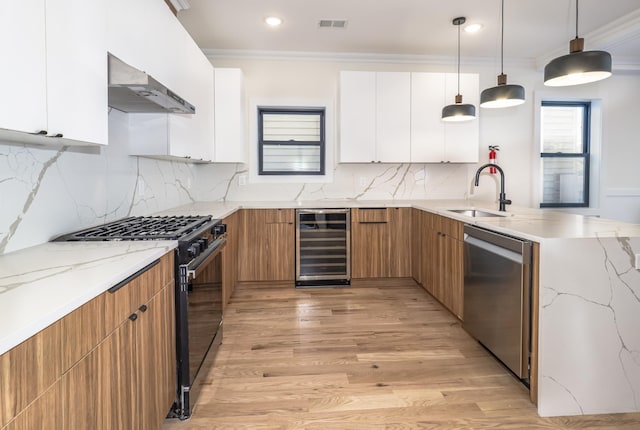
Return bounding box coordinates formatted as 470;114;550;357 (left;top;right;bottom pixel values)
158;199;640;242
2;198;639;356
0;240;176;355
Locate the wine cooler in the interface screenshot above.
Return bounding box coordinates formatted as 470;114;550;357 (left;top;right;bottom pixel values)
295;209;351;287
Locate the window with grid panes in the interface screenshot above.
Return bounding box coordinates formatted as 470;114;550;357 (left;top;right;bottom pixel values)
258;107;326;175
540;101;591;208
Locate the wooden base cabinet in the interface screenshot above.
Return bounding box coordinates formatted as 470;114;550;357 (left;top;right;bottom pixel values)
222;211;239;308
0;253;175;430
351;207;411;279
420;211;464;319
238;209;295;282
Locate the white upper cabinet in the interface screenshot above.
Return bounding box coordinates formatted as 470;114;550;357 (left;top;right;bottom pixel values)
0;0;107;146
339;71;377;162
108;0;214;162
46;0;107;145
339;71;411;163
376;72;411;162
340;70;479;164
411;73;446;162
0;1;47;136
443;73;479;163
214;68;246;163
411;72;479;163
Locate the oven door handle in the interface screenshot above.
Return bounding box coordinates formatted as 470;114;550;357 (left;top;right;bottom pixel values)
186;236;227;280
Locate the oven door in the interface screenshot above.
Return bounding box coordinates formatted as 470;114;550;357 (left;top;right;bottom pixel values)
173;236;226;420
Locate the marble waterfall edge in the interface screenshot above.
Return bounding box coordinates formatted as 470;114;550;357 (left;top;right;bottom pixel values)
538;236;640;416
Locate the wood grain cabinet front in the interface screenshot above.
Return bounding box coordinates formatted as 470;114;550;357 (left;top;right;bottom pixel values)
238;209;295;282
351;207;411;279
420;211;464;319
222;211;240;308
0;252;175;430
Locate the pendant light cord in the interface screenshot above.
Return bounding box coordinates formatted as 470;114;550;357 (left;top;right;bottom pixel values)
575;0;579;38
500;0;504;75
457;20;461;95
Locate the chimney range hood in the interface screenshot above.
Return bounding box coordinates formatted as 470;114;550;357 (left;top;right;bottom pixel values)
108;54;195;114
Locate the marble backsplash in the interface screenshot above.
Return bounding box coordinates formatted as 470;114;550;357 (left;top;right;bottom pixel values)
0;110;198;254
196;161;475;203
0;110;481;254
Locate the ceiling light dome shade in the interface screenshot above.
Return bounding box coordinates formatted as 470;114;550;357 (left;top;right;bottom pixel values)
442;17;476;123
544;49;612;87
480;74;525;108
442;97;476;122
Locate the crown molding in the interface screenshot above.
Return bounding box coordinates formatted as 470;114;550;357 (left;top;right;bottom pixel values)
203;48;535;69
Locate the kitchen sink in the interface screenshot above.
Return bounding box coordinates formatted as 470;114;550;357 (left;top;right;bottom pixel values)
445;208;510;218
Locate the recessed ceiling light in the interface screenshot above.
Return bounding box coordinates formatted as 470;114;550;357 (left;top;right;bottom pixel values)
265;16;283;27
464;23;483;33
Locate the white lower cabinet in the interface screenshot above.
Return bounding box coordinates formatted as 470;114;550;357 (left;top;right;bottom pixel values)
0;0;107;146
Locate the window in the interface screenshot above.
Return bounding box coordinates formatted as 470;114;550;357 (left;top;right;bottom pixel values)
540;101;591;208
258;107;325;175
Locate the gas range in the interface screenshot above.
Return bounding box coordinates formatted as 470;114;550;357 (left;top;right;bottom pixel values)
55;214;228;419
56;215;226;265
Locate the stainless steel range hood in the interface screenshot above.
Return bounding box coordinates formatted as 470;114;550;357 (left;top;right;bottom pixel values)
108;54;195;114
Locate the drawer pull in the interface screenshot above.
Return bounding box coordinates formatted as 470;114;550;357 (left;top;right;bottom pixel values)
128;313;138;321
139;304;148;313
108;259;160;293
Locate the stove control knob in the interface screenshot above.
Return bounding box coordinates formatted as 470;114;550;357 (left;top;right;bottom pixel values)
212;224;227;236
198;238;208;249
188;244;200;258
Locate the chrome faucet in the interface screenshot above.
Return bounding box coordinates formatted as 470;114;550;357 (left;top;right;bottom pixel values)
474;164;512;212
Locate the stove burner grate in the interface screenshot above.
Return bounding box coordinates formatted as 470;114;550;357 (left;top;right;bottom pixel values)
56;215;213;241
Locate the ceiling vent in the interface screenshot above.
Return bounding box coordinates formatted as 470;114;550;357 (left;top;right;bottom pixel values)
318;19;348;29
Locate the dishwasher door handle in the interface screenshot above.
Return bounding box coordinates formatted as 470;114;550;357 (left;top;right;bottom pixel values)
464;235;523;264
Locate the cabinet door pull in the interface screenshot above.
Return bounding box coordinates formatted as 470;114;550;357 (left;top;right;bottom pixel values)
129;313;138;321
31;130;47;136
46;133;63;138
139;304;148;313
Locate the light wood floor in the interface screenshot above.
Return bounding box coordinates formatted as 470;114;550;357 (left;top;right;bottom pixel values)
163;280;640;429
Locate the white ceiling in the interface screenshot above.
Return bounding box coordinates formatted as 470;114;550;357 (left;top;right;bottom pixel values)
176;0;640;69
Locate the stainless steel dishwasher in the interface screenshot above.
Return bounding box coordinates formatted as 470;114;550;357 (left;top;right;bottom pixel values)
463;225;532;382
295;208;351;287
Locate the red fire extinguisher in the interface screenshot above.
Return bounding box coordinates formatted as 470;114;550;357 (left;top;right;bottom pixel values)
488;145;500;174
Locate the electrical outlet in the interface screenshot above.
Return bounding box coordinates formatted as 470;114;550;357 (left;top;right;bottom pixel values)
636;254;640;270
238;175;247;186
187;177;192;189
359;176;368;187
137;179;145;196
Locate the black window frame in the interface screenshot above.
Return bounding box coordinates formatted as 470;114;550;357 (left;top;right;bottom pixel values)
258;106;326;176
540;100;591;208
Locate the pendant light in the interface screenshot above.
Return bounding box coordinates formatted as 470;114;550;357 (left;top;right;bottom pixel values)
442;17;476;122
544;0;612;87
480;0;525;108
